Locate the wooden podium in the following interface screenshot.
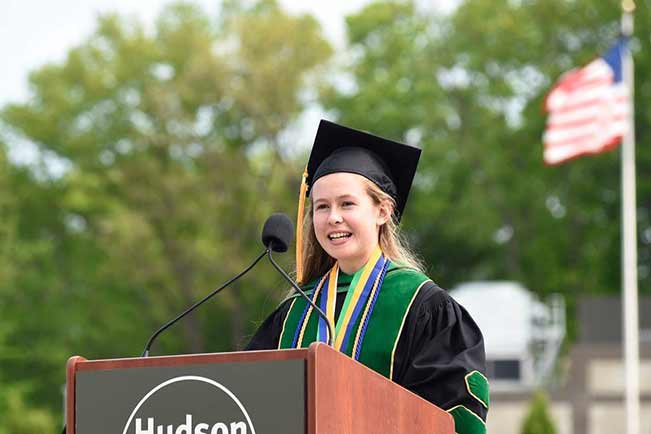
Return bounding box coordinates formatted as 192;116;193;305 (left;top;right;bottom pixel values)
67;343;454;434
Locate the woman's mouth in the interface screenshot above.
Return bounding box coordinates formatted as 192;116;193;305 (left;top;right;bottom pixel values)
328;232;352;241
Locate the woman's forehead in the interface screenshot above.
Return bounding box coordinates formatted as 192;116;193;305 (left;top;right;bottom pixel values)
311;172;369;200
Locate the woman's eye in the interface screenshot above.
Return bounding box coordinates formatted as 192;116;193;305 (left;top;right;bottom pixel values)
316;203;328;210
342;201;355;207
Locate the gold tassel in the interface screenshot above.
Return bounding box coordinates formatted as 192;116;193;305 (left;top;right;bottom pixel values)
296;167;309;284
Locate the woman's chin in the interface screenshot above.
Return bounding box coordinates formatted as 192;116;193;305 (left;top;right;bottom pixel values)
324;243;356;262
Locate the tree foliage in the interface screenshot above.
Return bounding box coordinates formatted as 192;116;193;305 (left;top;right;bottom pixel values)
0;1;330;430
521;390;557;434
323;0;651;302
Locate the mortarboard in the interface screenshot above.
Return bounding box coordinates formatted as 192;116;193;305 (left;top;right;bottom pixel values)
296;119;421;281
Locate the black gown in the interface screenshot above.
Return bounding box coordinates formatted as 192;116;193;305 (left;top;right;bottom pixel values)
246;279;488;425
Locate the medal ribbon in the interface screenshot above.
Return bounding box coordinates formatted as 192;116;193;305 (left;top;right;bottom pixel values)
292;246;391;360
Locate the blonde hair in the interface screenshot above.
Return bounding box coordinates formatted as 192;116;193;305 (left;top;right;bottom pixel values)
297;177;424;285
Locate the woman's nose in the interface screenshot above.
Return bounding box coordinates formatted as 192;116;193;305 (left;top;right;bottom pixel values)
328;209;342;225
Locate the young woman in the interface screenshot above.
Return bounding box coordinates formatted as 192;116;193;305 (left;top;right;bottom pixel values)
247;120;489;434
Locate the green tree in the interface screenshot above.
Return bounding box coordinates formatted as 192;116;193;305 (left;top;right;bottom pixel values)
0;389;56;434
0;145;15;290
0;1;331;430
323;0;651;302
521;391;557;434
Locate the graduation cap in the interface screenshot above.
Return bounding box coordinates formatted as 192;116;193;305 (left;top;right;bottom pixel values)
296;119;421;281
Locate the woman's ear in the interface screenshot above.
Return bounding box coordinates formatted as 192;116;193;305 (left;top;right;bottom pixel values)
376;200;392;226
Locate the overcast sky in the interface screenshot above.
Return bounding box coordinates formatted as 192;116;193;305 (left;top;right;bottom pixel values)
0;0;458;108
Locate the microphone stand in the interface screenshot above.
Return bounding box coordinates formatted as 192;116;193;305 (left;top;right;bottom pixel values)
266;248;334;347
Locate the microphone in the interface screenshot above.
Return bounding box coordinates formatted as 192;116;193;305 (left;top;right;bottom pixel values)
141;214;285;357
262;214;334;347
261;213;294;253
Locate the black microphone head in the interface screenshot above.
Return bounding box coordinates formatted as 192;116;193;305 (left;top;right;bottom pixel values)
261;213;294;252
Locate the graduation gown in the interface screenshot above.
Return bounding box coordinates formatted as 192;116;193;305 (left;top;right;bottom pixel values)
246;266;489;433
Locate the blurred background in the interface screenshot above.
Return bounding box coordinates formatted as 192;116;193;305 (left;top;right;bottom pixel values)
0;0;649;433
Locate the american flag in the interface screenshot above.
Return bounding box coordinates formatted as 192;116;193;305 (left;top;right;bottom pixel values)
543;39;630;165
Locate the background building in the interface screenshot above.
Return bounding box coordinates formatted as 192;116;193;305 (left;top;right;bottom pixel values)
452;284;651;434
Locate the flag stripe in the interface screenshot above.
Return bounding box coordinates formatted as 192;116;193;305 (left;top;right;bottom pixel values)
544;136;622;164
545;126;627;149
547;102;628;125
547;113;628;130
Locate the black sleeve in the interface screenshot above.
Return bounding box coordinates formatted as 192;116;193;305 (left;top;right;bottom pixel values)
392;282;488;423
244;300;292;350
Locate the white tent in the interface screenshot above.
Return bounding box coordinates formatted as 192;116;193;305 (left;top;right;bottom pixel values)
450;281;565;389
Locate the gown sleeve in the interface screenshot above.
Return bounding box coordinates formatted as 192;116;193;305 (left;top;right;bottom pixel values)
392;281;489;434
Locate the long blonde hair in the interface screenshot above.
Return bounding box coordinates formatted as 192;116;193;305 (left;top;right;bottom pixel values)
298;177;424;285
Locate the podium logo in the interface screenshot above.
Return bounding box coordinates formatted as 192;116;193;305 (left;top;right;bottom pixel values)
122;376;256;434
135;414;247;434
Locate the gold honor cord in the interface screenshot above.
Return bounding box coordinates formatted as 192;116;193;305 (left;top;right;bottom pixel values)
350;255;387;359
333;247;383;350
323;265;338;343
295;272;328;347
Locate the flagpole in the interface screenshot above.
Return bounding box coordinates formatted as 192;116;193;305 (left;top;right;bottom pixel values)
620;2;638;434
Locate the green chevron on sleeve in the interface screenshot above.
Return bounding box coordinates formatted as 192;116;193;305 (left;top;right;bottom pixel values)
448;405;486;434
465;370;490;409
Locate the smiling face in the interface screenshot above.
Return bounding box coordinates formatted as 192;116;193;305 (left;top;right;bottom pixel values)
311;172;390;274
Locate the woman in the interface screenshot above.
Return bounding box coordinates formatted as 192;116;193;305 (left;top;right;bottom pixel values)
247;120;488;434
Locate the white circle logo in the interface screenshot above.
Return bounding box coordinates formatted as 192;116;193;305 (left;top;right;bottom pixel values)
122;375;256;434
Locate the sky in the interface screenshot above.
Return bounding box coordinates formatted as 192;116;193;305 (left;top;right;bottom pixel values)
0;0;456;107
0;0;367;106
0;0;455;106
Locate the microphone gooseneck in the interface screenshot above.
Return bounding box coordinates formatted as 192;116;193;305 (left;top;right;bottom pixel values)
141;212;333;357
262;213;334;346
266;249;334;347
141;250;267;357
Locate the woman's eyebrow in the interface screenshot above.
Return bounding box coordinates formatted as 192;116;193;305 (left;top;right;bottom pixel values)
313;194;357;203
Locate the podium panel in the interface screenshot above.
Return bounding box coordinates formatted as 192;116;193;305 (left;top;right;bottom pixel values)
68;350;307;434
77;359;303;434
67;344;454;434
